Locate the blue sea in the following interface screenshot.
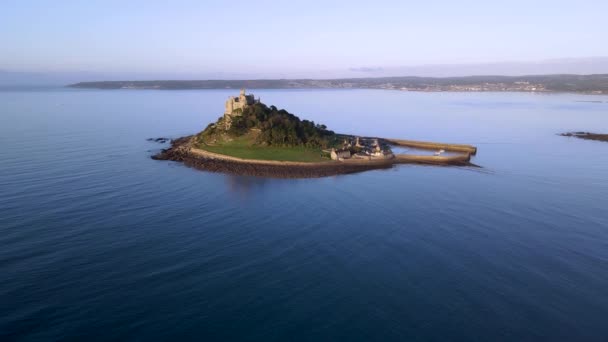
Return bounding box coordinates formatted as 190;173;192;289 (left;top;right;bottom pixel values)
1;88;608;341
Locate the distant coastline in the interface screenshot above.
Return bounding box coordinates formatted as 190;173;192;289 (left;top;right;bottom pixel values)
68;74;608;94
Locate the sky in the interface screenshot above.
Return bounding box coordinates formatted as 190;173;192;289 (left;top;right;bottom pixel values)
2;0;608;79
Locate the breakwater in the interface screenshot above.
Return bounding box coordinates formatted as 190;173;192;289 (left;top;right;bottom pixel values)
394;153;471;165
385;138;477;155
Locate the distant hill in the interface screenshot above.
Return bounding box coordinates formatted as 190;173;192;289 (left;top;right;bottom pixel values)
68;74;608;93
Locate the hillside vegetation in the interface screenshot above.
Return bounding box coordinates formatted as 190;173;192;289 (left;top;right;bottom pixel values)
198;103;336;148
193;103;340;162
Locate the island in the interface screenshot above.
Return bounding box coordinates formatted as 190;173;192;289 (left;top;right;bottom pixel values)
152;89;478;178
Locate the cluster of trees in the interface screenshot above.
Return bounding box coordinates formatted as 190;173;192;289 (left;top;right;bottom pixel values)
227;103;335;147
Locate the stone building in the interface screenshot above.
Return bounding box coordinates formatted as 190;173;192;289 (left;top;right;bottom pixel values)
355;137;363;148
371;144;384;157
330;148;351;161
223;89;259;129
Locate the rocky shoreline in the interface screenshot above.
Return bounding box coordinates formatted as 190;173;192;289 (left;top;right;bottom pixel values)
152;136;395;178
559;132;608;143
151;135;477;178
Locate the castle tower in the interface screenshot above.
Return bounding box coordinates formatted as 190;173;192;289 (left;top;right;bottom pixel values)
224;89;256;130
224;97;234;115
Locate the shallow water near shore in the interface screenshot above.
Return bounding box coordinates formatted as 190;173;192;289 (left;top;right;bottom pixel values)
2;88;608;341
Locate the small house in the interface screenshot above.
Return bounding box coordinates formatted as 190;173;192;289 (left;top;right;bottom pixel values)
330;148;351;160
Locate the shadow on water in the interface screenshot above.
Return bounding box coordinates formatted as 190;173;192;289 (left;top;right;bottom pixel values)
225;174;271;195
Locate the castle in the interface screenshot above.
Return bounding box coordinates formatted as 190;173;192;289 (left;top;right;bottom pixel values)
223;89;260;129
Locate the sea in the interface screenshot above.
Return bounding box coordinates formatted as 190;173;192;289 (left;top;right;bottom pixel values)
1;88;607;341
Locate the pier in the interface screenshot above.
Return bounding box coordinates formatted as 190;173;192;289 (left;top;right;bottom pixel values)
385;138;477;155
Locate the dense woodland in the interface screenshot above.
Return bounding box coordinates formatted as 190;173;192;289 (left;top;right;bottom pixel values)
202;103;335;148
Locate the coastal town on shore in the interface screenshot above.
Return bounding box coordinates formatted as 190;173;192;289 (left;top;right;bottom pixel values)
328;137;394;161
70;74;608;94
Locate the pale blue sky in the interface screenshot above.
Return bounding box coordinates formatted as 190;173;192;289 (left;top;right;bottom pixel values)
2;0;608;77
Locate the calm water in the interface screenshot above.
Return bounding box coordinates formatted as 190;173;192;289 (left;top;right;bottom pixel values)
1;88;608;341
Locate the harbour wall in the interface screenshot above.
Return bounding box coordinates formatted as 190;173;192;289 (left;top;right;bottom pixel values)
394;153;471;165
385;138;477;155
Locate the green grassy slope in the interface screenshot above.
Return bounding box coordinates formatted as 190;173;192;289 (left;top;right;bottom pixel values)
197;136;329;162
